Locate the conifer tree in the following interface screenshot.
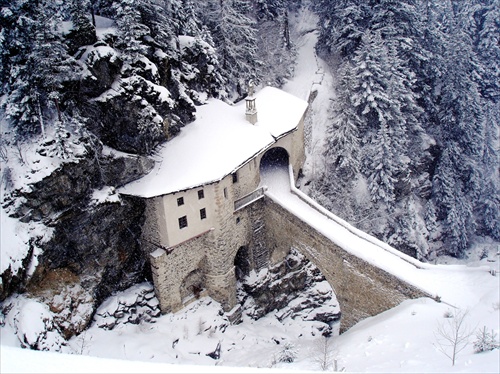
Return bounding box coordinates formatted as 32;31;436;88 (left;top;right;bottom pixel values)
1;1;41;138
2;0;79;139
200;0;258;95
474;0;500;101
68;0;97;52
113;0;150;72
178;0;202;36
432;145;476;257
323;61;360;187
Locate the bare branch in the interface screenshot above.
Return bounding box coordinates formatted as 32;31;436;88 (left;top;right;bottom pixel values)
434;309;473;366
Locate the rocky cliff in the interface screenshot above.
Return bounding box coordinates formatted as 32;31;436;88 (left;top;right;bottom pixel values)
1;140;155;339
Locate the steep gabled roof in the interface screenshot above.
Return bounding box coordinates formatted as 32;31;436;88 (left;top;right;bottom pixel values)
118;86;308;198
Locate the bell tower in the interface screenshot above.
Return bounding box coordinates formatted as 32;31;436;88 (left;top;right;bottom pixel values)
245;81;258;125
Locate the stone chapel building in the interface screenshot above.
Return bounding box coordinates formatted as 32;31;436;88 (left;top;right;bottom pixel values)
119;86;308;317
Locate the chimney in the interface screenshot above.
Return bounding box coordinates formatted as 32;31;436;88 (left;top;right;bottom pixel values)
245;81;257;125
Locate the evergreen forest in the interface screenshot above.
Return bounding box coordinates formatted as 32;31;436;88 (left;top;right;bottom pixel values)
1;0;499;264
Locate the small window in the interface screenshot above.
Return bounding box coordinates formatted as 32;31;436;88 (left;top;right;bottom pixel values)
198;189;204;199
223;187;228;199
236;217;241;224
177;197;184;206
200;208;207;220
178;215;188;229
232;172;238;183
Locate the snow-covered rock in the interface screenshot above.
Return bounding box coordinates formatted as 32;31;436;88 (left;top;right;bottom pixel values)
238;248;340;334
93;282;161;330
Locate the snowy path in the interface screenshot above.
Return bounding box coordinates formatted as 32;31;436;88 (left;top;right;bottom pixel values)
282;5;336;183
260;164;498;310
282;11;323;101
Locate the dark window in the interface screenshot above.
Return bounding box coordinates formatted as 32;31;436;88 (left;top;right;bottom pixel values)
200;208;207;220
223;187;228;199
198;189;204;199
178;215;188;229
232;172;238;183
236;217;241;224
177;197;184;206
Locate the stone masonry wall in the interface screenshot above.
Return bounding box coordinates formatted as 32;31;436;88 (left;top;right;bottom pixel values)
141;196;167;255
262;197;429;333
149;229;214;313
208;173;255;311
149;190;268;315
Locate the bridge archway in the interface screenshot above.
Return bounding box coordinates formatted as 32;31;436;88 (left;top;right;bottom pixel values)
259;147;289;172
234;246;251;281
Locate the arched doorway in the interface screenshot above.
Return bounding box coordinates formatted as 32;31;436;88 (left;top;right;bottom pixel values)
259;147;289;172
180;269;205;302
234;246;251;281
259;147;290;188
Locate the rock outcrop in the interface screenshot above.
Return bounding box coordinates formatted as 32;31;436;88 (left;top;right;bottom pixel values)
1;143;155;338
238;248;340;334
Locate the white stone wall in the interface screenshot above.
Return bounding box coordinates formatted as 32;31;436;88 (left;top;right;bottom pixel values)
159;184;217;247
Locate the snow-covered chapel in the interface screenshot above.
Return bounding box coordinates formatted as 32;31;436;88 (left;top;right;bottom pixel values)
119;86;308;315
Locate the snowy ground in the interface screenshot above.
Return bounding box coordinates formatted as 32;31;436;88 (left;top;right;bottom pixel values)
1;4;499;374
2;166;499;373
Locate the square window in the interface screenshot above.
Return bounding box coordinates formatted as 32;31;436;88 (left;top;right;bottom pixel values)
232;172;238;183
177;197;184;206
198;189;204;199
178;215;188;229
200;208;207;220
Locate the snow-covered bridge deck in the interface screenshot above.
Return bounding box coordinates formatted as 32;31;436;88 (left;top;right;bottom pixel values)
260;164;428;287
259;164;496;330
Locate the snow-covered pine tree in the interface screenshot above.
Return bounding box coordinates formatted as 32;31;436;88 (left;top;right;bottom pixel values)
430;6;486;257
477;102;500;240
323;61;361;187
473;0;500;101
315;0;369;58
432;145;476;257
178;0;202;36
137;0;177;52
113;0;150;73
312;61;361;220
68;0;97;53
351;30;413;210
1;0;43;138
254;0;294;86
2;0;80;141
388;194;431;258
201;0;259;96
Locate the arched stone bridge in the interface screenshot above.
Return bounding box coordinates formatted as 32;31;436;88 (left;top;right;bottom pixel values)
237;158;429;332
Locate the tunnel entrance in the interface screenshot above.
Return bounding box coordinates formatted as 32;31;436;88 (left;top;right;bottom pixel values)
259;147;289;172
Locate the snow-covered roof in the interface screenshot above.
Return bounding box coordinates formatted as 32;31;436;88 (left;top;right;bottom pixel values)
118;86;308;198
